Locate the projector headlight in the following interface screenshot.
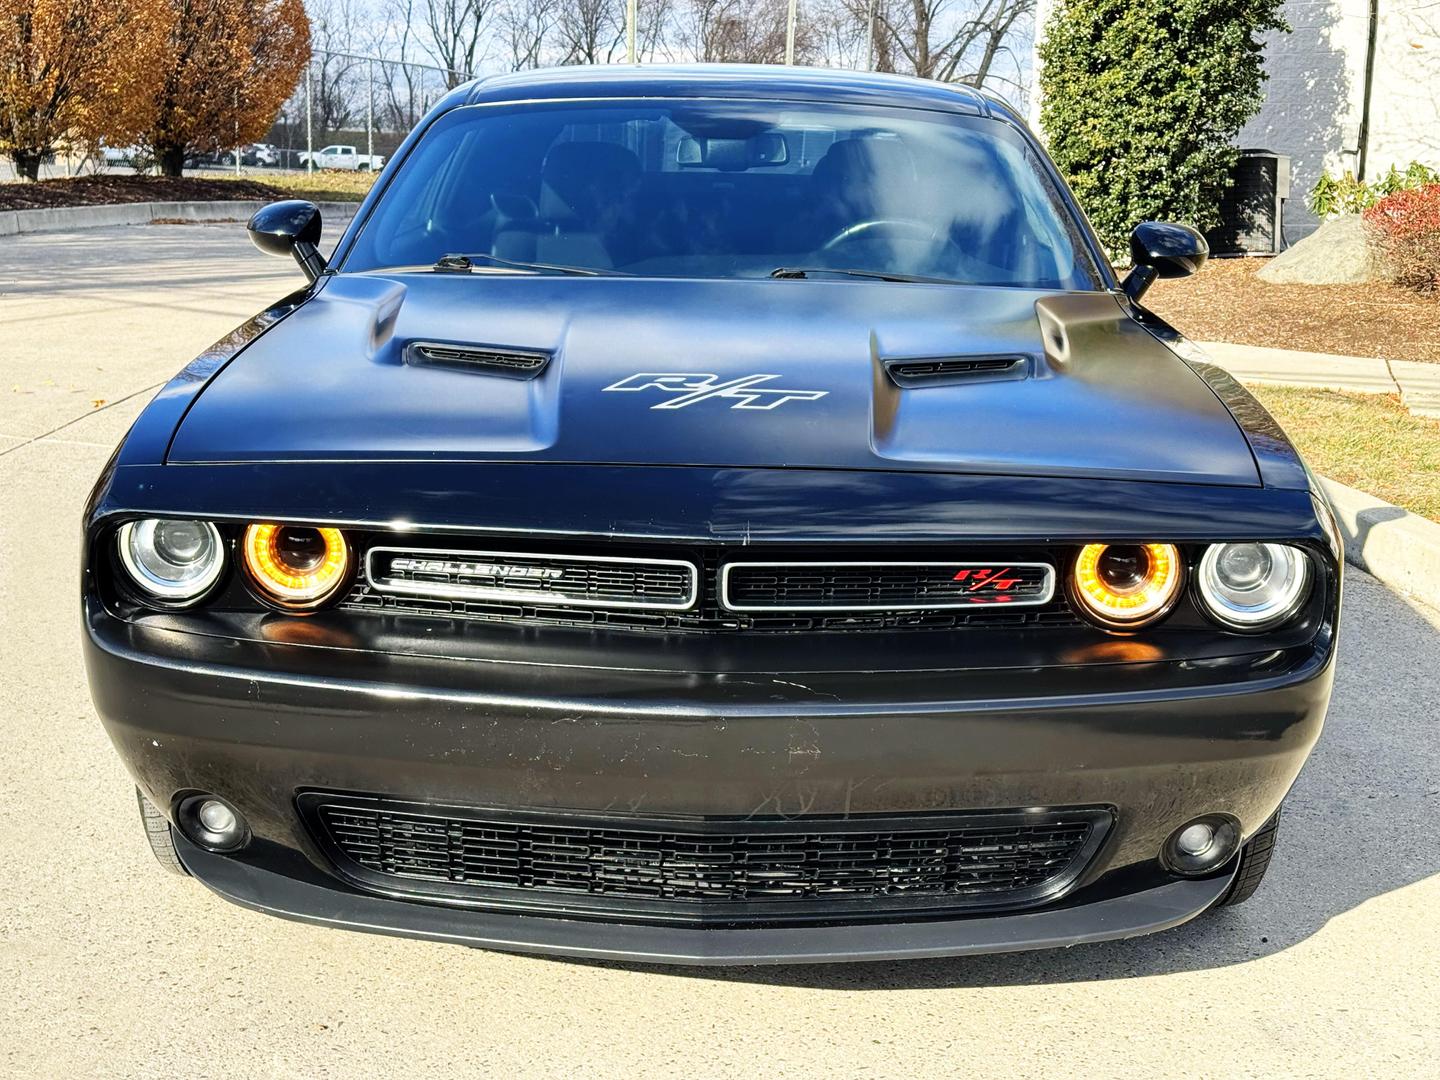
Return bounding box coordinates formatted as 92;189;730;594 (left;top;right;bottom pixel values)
242;523;350;609
1071;543;1183;629
1197;542;1311;630
116;519;224;604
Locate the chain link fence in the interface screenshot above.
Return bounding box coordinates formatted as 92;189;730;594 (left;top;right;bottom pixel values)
262;50;474;173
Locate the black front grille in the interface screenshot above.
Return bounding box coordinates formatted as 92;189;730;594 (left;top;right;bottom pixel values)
342;544;1083;634
722;562;1054;611
305;794;1110;924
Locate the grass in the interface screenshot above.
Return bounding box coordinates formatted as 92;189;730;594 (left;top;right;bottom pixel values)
1248;384;1440;521
213;169;378;203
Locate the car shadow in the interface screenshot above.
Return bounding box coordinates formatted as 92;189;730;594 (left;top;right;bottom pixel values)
552;571;1440;989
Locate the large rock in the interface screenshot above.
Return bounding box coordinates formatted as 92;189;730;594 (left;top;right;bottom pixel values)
1256;214;1378;284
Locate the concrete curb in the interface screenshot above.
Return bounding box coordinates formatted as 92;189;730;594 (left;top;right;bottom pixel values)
0;199;359;237
1320;476;1440;612
1196;340;1440;420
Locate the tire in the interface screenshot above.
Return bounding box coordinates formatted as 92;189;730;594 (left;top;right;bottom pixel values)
135;788;190;877
1216;808;1281;907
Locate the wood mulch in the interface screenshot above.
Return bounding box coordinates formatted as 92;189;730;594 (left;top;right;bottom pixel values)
1145;257;1440;363
0;174;286;211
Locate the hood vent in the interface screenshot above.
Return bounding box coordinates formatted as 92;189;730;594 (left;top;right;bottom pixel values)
406;341;551;379
884;354;1029;388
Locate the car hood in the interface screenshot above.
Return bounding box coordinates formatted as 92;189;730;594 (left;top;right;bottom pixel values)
167;273;1259;486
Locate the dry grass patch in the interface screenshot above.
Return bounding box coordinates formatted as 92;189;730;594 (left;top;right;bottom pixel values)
1249;384;1440;521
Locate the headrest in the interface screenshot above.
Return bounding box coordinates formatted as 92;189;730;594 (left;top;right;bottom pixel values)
540;141;642;221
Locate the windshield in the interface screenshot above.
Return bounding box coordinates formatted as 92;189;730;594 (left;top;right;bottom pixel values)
343;99;1100;290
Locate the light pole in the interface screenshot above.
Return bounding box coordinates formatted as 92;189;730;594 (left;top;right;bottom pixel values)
626;0;637;61
784;0;798;63
863;0;875;70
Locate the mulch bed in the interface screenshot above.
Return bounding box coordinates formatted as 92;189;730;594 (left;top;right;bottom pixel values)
1146;257;1440;363
0;174;286;211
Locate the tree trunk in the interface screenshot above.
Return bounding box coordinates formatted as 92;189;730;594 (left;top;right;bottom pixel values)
10;149;44;182
156;144;188;177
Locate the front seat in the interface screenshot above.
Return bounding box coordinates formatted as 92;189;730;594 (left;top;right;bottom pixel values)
494;141;643;268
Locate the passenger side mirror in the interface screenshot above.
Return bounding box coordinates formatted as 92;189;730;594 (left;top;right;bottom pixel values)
247;200;327;282
1121;221;1209;302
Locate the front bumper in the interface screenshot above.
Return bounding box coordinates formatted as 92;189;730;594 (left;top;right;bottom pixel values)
176;831;1237;964
86;604;1332;963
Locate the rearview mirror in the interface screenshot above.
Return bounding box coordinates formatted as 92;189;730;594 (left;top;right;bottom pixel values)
676;132;790;170
247;200;327;282
1121;221;1209;301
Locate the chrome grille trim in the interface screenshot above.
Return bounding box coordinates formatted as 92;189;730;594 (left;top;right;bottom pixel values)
365;547;699;611
719;561;1057;613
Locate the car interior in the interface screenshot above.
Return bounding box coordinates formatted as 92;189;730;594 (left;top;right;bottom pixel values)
347;104;1093;290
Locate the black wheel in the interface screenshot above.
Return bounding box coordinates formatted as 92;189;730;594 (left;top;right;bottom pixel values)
1216;808;1281;907
135;788;190;877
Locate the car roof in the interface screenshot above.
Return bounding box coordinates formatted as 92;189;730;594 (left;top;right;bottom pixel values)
457;64;1014;120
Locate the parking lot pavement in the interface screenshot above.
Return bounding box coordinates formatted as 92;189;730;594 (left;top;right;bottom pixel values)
2;224;1437;1079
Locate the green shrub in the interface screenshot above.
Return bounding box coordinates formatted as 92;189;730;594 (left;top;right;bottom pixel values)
1038;0;1287;257
1309;162;1440;219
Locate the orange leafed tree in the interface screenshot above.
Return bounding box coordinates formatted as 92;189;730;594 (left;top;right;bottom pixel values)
0;0;168;180
143;0;310;176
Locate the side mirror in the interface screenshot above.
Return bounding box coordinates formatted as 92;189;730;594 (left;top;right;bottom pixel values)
1121;221;1209;302
247;200;326;282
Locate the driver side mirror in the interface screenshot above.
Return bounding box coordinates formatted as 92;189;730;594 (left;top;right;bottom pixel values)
1121;221;1209;302
247;200;327;282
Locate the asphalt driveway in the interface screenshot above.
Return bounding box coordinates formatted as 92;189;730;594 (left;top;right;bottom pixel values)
1;224;1436;1079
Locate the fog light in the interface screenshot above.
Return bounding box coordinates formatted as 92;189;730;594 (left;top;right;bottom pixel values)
176;794;250;853
1177;822;1217;856
1163;816;1239;876
197;800;237;835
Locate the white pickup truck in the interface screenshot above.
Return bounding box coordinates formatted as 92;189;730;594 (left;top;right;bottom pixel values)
298;144;386;171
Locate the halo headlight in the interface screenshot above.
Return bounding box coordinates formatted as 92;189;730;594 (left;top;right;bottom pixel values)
116;519;224;603
1071;543;1182;629
242;523;350;609
1197;542;1311;630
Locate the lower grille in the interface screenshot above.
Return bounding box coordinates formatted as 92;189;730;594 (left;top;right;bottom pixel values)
304;794;1110;924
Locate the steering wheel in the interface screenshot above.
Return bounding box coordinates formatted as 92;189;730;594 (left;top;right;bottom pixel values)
820;219;940;252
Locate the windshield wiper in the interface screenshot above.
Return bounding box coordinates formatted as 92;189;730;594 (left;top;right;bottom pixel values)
769;266;963;285
434;252;625;277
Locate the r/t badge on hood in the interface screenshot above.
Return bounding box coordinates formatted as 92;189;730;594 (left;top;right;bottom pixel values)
602;373;829;410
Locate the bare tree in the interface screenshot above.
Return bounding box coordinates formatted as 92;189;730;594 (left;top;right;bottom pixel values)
372;0;431;131
556;0;622;63
309;0;367;133
867;0;1033;84
555;0;668;64
422;0;497;85
498;0;556;68
676;0;817;63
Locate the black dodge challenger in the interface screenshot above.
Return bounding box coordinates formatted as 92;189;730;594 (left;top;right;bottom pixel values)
83;66;1340;964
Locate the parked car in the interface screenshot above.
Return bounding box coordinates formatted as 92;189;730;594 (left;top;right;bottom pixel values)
241;143;279;168
83;66;1340;966
297;143;385;171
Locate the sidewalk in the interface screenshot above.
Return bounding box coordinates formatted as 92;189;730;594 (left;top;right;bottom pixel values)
1197;340;1440;419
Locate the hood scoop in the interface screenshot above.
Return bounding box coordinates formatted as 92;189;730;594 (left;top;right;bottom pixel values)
883;354;1030;388
406;340;551;379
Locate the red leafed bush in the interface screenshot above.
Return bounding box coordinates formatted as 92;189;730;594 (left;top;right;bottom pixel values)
1364;183;1440;293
